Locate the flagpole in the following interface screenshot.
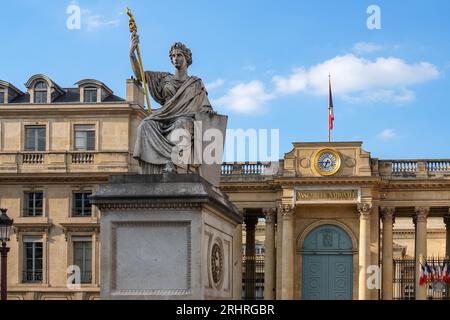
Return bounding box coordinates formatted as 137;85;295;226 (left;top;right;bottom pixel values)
328;74;331;143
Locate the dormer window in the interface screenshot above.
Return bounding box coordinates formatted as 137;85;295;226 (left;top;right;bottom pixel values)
76;79;113;103
0;80;23;103
34;81;48;104
84;87;98;103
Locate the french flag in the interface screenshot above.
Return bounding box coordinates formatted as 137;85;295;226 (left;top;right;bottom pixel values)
328;76;334;132
419;263;427;285
426;262;433;282
443;260;449;283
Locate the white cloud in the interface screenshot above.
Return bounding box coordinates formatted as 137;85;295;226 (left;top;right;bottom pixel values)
272;54;439;103
353;42;382;54
272;67;307;94
342;88;415;104
212;81;274;114
378;129;397;140
82;9;120;31
206;78;225;90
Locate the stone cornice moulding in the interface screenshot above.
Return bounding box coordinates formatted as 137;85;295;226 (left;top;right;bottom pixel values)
94;201;203;211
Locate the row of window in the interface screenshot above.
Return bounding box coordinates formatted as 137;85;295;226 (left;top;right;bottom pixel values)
24;191;92;217
23;238;93;284
0;82;99;104
24;125;95;151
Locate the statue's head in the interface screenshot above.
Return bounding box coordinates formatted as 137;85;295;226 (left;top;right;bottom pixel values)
169;42;193;68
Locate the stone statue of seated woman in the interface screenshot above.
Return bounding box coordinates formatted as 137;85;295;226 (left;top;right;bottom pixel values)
130;35;223;180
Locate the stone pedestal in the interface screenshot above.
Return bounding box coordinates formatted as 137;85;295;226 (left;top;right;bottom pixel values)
91;174;242;300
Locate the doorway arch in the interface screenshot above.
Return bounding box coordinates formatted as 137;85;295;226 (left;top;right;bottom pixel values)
301;224;353;300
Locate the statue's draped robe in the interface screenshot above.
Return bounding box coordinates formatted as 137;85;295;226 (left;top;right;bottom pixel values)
133;71;212;173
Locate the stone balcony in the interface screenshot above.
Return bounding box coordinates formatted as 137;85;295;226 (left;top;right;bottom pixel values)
0;151;135;174
220;159;450;181
378;160;450;179
220;161;279;182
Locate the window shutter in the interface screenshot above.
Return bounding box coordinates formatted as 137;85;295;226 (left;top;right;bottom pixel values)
37;128;46;151
87;131;95;150
25;129;34;151
75;131;86;150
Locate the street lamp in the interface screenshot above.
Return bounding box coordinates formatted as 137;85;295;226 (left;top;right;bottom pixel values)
0;208;13;301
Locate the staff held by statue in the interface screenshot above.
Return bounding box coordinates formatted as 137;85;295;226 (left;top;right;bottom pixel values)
126;7;152;113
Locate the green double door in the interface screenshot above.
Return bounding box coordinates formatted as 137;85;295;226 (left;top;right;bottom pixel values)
302;225;353;300
302;254;352;300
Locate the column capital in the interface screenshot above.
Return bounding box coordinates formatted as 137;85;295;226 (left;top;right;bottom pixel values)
414;207;429;223
263;208;276;223
380;207;395;222
281;204;295;219
357;202;373;217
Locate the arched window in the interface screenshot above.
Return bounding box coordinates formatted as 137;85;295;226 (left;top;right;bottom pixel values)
84;87;98;103
0;90;5;104
34;81;47;104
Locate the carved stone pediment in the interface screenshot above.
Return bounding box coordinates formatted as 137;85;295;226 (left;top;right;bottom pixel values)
60;221;100;241
14;221;52;235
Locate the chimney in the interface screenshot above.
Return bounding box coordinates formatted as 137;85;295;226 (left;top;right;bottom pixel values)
126;77;144;108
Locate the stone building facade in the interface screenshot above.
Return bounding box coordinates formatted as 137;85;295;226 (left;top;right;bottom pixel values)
0;75;147;299
0;75;449;300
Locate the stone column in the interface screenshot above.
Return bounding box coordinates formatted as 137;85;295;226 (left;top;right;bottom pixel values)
445;211;450;259
275;203;283;300
381;207;395;300
281;204;295;300
357;202;372;300
244;215;258;300
263;208;276;300
233;223;243;300
414;207;429;300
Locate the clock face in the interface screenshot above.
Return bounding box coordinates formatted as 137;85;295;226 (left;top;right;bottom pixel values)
314;149;341;176
318;152;337;172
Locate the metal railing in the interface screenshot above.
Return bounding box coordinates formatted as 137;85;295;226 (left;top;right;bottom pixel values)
242;255;265;300
69;270;92;284
393;258;450;300
22;270;43;283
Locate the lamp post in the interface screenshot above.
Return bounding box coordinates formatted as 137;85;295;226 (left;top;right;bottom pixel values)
0;208;13;300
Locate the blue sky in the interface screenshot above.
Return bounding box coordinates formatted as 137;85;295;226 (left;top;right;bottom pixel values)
1;0;450;160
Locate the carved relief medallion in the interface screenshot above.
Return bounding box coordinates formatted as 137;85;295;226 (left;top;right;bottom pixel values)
211;239;224;288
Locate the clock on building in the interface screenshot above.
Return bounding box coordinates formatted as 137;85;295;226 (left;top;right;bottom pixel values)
313;148;341;176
